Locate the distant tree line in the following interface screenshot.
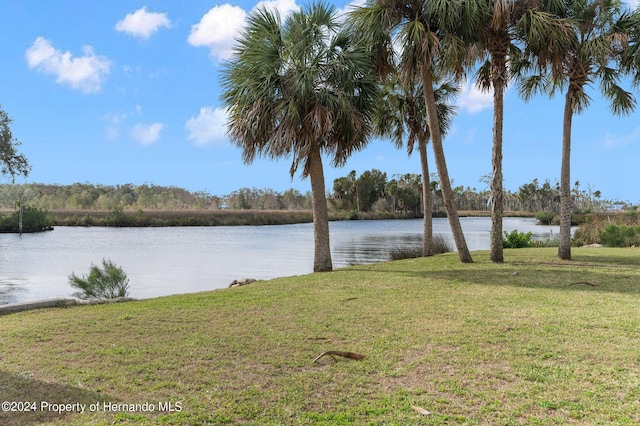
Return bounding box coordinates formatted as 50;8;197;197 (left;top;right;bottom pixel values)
329;170;629;215
0;183;313;211
0;175;629;214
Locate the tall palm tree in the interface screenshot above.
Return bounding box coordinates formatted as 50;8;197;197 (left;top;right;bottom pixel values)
374;75;458;256
351;0;478;263
221;3;379;272
474;0;574;262
519;0;640;260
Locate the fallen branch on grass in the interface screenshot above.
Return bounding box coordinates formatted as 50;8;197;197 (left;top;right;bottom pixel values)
312;351;365;363
565;281;599;287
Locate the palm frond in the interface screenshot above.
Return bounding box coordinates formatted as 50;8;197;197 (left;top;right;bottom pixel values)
603;81;637;115
517;74;548;101
221;2;379;178
474;60;493;92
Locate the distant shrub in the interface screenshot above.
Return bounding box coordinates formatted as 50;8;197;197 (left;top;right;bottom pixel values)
535;211;555;225
0;206;53;233
551;213;588;226
503;229;533;248
620;210;638;224
599;224;640;247
532;238;559;248
105;207;136;227
69;259;130;300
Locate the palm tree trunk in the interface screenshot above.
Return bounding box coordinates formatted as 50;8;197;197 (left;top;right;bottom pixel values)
418;137;433;256
490;55;506;263
421;68;472;263
558;89;573;260
308;145;333;271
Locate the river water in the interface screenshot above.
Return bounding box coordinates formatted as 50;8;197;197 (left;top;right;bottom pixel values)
0;217;559;305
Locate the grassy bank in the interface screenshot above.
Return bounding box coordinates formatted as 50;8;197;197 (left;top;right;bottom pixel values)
2;248;640;425
50;209;316;227
49;209;531;227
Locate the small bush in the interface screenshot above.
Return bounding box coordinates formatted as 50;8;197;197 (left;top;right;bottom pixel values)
390;246;422;260
621;211;638;224
69;259;130;300
503;229;533;248
535;211;555;225
0;206;53;233
105;207;136;227
599;224;640;247
389;234;452;260
532;238;559;248
431;234;452;255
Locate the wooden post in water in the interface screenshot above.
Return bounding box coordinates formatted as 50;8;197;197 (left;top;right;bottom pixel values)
18;202;23;235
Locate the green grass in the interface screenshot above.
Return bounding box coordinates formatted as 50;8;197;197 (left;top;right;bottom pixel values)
2;247;640;425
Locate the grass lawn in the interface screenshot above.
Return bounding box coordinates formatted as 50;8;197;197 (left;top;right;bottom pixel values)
2;247;640;425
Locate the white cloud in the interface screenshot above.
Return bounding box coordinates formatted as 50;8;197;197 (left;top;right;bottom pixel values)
624;0;639;10
131;123;164;145
603;126;640;150
188;1;300;61
336;0;366;20
25;37;111;94
102;112;127;140
456;81;493;114
255;0;299;18
454;82;493;114
188;4;247;61
186;107;228;146
101;105;142;140
115;7;172;40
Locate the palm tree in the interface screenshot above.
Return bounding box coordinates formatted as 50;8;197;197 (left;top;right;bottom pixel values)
221;3;379;272
374;75;458;256
519;0;640;260
472;0;574;263
351;0;477;263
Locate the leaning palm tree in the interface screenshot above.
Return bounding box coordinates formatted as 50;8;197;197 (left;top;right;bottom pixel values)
473;0;573;262
518;0;640;260
351;0;477;263
221;3;378;272
374;75;458;256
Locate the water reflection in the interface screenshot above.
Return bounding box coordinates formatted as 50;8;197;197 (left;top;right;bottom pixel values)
0;278;28;305
333;234;423;267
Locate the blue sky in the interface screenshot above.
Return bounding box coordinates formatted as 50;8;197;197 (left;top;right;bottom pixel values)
0;1;639;203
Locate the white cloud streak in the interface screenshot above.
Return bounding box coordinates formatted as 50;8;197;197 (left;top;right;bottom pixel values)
131;123;164;145
603;126;640;150
115;7;172;40
624;0;639;10
186;107;229;146
25;37;111;94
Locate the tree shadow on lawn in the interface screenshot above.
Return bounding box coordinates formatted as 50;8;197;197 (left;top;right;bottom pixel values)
0;369;112;426
355;250;640;296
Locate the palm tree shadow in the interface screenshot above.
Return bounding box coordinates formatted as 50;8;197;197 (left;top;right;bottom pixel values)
352;251;640;295
0;370;112;426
